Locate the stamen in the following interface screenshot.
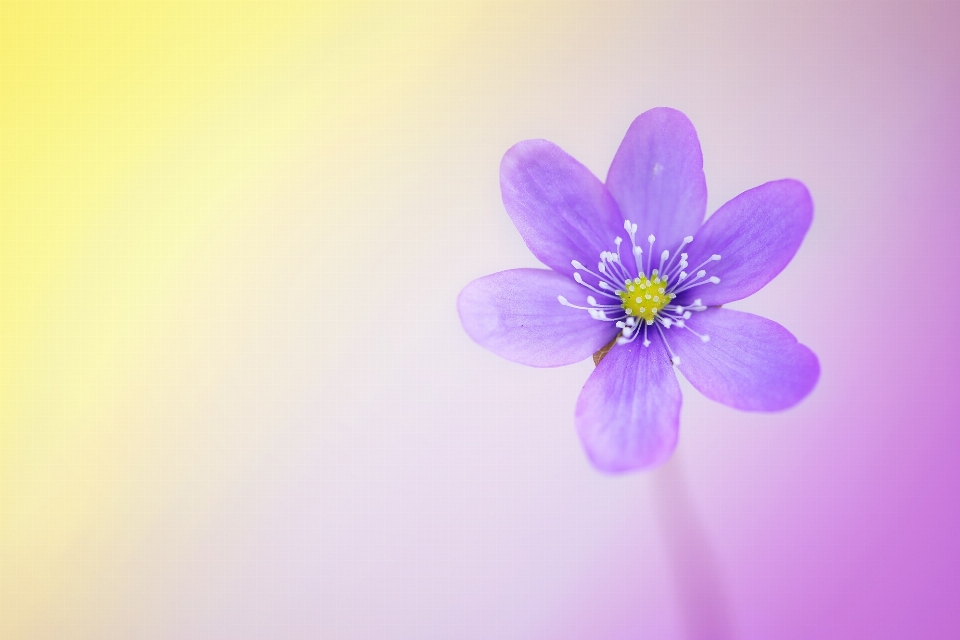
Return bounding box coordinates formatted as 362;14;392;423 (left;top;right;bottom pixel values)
566;229;719;357
646;234;655;274
655;323;681;367
688;254;721;275
663;236;693;275
682;324;711;343
572;272;620;299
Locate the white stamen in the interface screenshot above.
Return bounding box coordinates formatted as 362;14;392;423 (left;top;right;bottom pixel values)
565;227;721;356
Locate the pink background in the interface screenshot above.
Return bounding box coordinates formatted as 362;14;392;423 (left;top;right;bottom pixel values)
2;2;959;638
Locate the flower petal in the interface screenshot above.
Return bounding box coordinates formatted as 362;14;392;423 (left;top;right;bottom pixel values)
670;308;819;411
575;333;681;473
680;180;813;306
458;268;616;368
500;140;625;276
605;107;707;250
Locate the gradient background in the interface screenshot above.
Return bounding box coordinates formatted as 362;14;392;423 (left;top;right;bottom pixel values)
2;2;959;638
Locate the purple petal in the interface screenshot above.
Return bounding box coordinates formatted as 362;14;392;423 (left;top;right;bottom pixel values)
458;269;616;368
670;308;819;411
680;180;813;306
605;108;707;251
575;333;681;473
500;140;625;276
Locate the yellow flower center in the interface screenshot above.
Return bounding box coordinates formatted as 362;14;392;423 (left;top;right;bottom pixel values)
619;273;674;324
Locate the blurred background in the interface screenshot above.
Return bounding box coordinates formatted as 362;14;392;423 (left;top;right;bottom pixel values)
2;2;958;638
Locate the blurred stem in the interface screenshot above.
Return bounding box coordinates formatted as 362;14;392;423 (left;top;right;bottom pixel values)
653;454;734;640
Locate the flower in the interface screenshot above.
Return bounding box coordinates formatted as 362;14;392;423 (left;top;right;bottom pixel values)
457;108;820;473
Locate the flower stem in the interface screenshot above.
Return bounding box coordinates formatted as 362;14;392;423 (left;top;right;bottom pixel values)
653;455;734;639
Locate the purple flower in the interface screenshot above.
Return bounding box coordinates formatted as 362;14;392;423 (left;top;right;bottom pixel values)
458;108;820;473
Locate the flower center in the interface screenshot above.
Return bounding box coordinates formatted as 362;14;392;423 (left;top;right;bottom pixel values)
558;219;723;364
619;273;674;324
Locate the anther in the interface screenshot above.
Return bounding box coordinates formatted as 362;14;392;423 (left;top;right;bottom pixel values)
571;260;585;270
